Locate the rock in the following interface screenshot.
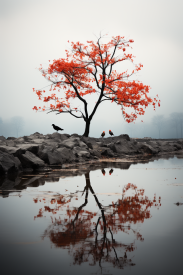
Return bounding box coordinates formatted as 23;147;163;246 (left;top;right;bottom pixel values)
174;144;182;150
56;147;75;163
16;137;26;144
31;138;46;144
0;140;6;146
14;157;22;170
7;137;17;140
157;141;176;153
0;136;6;142
118;134;130;141
0;151;21;174
96;142;107;147
106;143;117;152
38;147;61;165
137;143;159;154
59;137;88;150
73;146;90;158
6;140;16;147
19;151;45;169
1;132;182;175
114;140;137;155
101;148;114;157
38;146;75;165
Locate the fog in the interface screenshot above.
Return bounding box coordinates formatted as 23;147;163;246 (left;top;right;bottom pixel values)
0;0;183;138
1;112;183;139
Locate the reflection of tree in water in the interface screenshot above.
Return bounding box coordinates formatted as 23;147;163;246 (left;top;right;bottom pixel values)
33;171;161;271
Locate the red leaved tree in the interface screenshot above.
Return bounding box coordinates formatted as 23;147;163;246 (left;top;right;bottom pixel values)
33;35;160;137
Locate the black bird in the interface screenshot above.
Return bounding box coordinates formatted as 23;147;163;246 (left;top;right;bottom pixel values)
52;124;64;132
101;131;105;138
109;130;114;136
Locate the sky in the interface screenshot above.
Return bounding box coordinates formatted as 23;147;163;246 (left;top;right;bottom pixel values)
0;0;183;137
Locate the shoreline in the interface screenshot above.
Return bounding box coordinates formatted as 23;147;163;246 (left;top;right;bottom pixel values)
0;132;183;176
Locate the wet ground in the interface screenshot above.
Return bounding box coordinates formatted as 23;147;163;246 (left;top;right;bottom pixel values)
0;157;183;275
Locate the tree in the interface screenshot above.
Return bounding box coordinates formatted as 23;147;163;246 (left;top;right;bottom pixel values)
33;171;161;271
33;35;160;137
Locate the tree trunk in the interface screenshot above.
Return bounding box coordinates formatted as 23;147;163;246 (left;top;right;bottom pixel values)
83;119;91;137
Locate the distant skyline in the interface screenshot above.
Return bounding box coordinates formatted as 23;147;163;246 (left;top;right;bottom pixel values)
0;0;183;137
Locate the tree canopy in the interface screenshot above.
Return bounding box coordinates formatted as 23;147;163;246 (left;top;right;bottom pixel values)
33;35;160;136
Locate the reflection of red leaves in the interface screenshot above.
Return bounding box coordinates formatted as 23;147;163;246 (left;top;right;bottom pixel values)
33;198;38;203
33;181;161;269
33;36;159;123
34;208;43;220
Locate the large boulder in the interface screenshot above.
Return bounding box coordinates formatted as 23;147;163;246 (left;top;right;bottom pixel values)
59;137;88;150
0;151;22;174
6;140;16;147
38;147;75;165
101;148;114;157
73;146;90;158
19;151;45;169
137;142;159;154
113;140;137;155
157;141;177;153
0;136;6;142
56;147;75;163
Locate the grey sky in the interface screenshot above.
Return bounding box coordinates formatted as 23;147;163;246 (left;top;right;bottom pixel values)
0;0;183;137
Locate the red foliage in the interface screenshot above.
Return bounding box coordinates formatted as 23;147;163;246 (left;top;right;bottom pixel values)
33;35;160;135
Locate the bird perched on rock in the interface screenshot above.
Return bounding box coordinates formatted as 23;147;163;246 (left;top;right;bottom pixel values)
109;130;114;136
101;131;105;138
52;124;64;132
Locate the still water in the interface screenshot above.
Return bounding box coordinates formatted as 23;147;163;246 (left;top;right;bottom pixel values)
0;157;183;275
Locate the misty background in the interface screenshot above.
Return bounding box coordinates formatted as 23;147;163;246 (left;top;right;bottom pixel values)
0;0;183;138
1;113;183;139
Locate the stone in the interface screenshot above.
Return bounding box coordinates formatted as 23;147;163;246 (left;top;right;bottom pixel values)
101;148;114;157
106;143;117;152
73;146;90;158
0;140;6;146
31;139;46;144
59;137;87;150
114;140;137;155
19;151;45;169
56;147;75;163
0;151;21;174
137;143;159;154
0;136;6;142
1;132;183;175
118;134;130;141
7;137;16;140
157;141;176;153
38;147;59;165
6;140;16;147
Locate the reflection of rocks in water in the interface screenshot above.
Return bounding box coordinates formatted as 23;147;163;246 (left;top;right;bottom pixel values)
0;161;132;197
33;172;161;271
0;155;178;197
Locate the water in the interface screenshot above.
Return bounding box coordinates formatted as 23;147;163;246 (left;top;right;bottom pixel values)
0;157;183;275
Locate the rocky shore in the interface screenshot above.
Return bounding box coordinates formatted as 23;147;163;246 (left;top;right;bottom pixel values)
0;132;183;175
